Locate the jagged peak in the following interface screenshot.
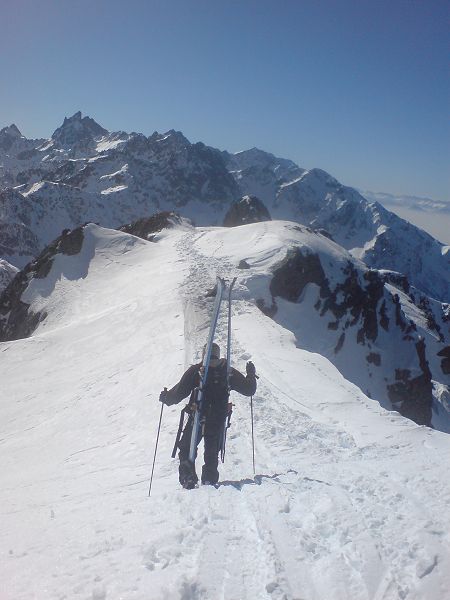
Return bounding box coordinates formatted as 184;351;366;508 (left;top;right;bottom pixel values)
0;124;22;138
231;147;300;174
235;146;273;159
303;167;338;182
51;111;108;146
156;129;190;145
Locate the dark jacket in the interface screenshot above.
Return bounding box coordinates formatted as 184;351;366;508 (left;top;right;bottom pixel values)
164;358;256;406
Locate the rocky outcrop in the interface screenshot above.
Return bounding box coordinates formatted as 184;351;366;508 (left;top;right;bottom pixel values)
0;259;19;293
0;227;85;341
223;195;271;227
0;124;22;152
269;248;326;303
388;339;433;426
438;347;450;375
260;243;448;429
51;111;108;148
118;212;189;241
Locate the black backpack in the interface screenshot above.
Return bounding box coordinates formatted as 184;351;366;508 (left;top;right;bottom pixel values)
203;359;229;407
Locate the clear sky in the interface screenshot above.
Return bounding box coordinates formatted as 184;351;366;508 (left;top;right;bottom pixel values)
1;0;449;200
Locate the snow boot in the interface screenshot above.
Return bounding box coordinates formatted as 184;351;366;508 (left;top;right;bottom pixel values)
179;459;198;490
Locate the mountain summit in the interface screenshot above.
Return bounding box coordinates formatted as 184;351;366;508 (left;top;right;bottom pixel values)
51;111;108;147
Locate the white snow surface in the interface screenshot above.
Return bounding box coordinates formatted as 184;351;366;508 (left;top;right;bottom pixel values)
1;223;450;600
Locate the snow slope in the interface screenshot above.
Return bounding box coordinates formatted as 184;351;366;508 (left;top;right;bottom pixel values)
1;223;450;600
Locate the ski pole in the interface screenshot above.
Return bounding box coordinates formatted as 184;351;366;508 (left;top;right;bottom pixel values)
250;395;255;475
148;398;165;497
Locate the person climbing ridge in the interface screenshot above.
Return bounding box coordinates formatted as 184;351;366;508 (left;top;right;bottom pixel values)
159;343;257;489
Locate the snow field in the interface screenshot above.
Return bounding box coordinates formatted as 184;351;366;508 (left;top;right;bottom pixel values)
1;223;450;599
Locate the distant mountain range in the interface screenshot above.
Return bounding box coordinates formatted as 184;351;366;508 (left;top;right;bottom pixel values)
359;190;450;214
359;189;450;247
0;112;449;303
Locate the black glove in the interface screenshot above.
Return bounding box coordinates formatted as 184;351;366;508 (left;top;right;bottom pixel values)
159;387;168;404
246;361;256;378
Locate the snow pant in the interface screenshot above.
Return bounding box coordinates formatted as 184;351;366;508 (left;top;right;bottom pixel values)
178;414;223;485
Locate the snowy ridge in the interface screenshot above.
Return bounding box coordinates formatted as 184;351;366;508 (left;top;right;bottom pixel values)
1;221;450;599
229;160;450;302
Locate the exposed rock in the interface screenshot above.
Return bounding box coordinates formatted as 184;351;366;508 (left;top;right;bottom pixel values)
367;352;381;366
0;124;22;151
51;111;108;147
223;195;271;227
313;228;334;241
381;270;410;294
270;248;326;303
238;259;250;269
256;298;277;318
319;262;384;344
388;338;433;427
438;346;450;375
379;300;389;331
118;212;188;241
0;259;19;293
0;226;86;341
334;333;345;354
264;244;447;429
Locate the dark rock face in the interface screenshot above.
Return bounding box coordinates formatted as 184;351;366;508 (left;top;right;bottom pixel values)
256;298;277;318
0;227;85;341
261;245;447;429
51;111;108;147
367;352;381;366
269;248;326;303
313;228;334;241
118;212;188;241
319;264;384;345
238;259;250;269
0;124;22;152
381;271;410;294
223;195;271;227
388;339;433;426
438;346;450;375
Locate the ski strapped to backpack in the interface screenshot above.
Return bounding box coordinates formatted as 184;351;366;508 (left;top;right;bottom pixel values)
220;276;237;462
188;277;226;462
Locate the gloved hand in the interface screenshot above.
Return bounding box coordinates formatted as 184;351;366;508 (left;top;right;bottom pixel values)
159;387;168;404
246;361;256;378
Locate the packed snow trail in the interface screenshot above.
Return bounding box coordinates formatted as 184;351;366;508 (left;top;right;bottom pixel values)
1;223;450;600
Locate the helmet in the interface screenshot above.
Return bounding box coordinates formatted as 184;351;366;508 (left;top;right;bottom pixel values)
202;342;221;366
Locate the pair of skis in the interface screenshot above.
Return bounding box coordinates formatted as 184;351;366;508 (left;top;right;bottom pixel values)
188;276;236;463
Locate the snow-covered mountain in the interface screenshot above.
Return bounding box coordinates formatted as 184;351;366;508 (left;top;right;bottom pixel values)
0;112;238;257
2;218;448;431
359;189;450;246
1;219;450;599
360;190;450;214
226;152;450;302
1;112;449;303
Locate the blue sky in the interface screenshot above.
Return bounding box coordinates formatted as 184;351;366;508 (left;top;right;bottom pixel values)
1;0;448;200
